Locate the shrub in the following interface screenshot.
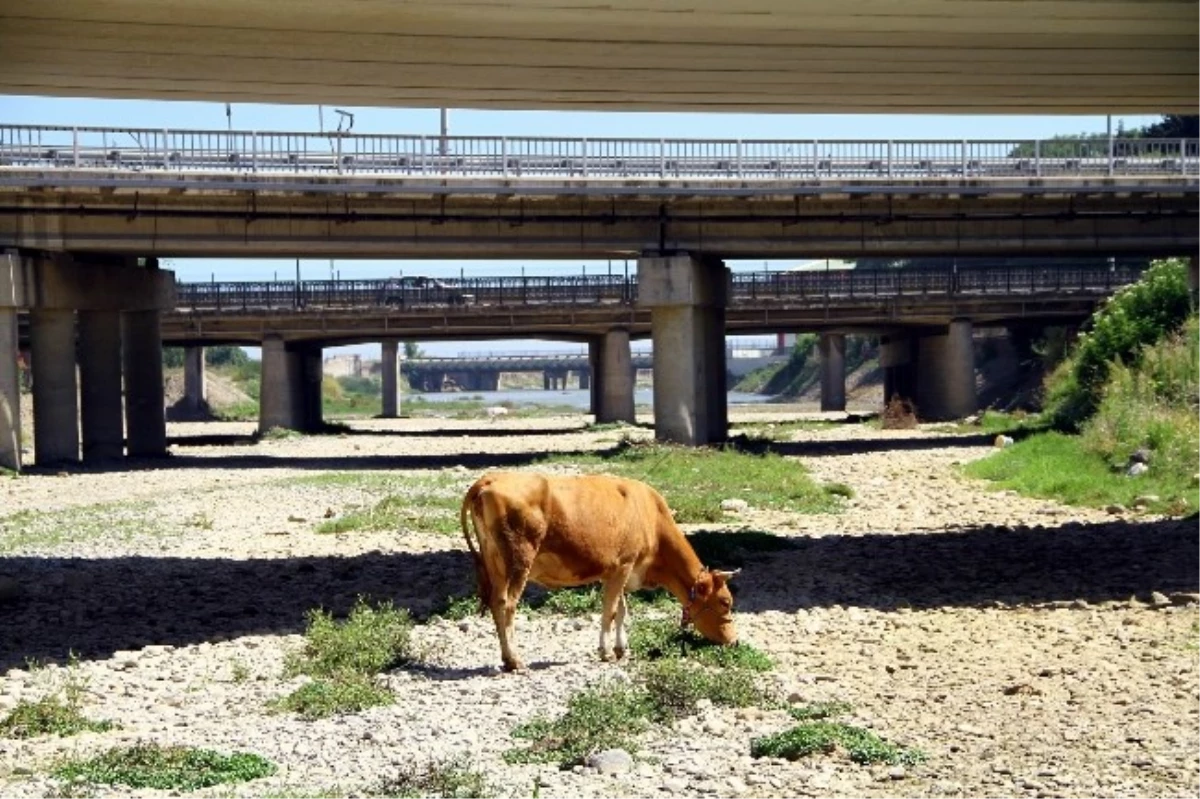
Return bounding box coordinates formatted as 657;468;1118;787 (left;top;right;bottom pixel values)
1046;258;1191;429
639;658;771;722
505;681;653;766
881;396;918;429
275;674;393;720
0;659;115;739
373;756;495;798
285;599;415;679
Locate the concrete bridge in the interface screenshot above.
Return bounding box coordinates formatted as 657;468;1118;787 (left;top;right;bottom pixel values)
400;351;657;393
2;126;1197;259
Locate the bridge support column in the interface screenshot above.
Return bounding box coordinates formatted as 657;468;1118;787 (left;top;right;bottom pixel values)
578;369;591;391
30;309;79;465
638;254;728;445
881;334;918;409
123;309;168;457
0;309;19;472
819;332;846;412
915;319;977;421
381;340;399;418
79;310;124;462
260;337;298;432
593;329;635;424
298;345;323;432
260;338;323;432
182;346;207;414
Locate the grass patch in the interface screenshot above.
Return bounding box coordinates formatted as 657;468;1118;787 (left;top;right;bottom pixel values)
52;744;276;791
0;657;115;739
505;681;653;767
313;474;474;536
275;599;413;719
428;593;480;622
823;482;855;500
274;674;394;720
373;756;496;798
541;440;836;522
0;501;162;555
285;599;415;679
942;409;1047;436
639;658;773;721
628;618;774;672
963;431;1199;514
751;720;926;766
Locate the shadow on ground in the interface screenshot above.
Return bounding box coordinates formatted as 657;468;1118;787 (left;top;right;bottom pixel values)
1;516;1194;672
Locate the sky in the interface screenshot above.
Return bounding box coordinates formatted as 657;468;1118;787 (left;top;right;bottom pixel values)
2;94;1160;359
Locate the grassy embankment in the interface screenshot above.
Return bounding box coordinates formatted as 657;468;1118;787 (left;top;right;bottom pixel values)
964;258;1198;515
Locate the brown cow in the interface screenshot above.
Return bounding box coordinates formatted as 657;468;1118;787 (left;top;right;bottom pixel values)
460;470;738;671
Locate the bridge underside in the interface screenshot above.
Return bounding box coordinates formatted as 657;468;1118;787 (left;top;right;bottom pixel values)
3;180;1196;260
158;298;1106;348
0;1;1195;113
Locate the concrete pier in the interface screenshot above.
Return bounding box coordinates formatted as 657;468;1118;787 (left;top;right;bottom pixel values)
593;328;635;424
30;309;79;465
182;346;207;413
78;310;124;461
381;340;400;418
123;310;168;457
915;319;976;421
0;309;20;471
260;338;324;432
638;254;729;445
819;332;846;412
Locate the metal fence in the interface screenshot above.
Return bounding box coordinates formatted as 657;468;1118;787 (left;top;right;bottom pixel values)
173;265;1144;312
2;124;1197;180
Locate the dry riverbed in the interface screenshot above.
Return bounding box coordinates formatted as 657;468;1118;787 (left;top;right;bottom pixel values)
0;413;1196;798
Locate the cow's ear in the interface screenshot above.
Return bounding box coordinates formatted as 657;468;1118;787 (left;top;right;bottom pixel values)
691;571;714;599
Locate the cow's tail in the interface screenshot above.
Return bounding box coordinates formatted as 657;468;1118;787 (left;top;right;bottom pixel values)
460;480;493;616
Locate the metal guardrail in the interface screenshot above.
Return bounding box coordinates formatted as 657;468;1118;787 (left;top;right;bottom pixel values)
2;125;1197;180
173;265;1145;312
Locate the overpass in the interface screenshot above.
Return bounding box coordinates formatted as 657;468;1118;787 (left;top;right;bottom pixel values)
1;1;1195;113
2;126;1197;259
400;351;657;392
144;262;1145;434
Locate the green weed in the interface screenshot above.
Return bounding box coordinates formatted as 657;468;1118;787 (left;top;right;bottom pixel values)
373;756;496;798
628;618;774;671
52;744;276;791
505;680;653;767
274;675;393;720
751;721;925;766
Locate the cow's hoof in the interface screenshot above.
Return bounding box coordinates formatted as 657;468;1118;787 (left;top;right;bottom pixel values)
598;648;616;662
502;659;527;673
613;647;627;661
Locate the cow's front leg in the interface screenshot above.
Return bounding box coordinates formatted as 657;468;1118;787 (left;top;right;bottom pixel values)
598;576;627;662
613;593;630;660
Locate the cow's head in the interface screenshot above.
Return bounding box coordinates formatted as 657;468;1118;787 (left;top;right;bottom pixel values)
683;568;739;645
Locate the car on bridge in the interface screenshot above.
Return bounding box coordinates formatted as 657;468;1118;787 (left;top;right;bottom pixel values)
380;276;473;306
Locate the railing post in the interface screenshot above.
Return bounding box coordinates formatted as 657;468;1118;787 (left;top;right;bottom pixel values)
336;135;343;174
812;140;819;177
886;140;893;177
961;140;967;175
582;138;588;178
659;139;666;178
1107;133;1115;177
1034;139;1041;177
73;127;79;167
736;139;743;178
251;131;258;173
420;136;427;174
1181;139;1188;175
501;137;508;178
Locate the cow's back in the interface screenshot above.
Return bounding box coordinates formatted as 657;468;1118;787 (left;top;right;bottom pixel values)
470;471;663;589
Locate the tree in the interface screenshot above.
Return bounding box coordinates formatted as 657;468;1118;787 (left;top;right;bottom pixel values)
1132;115;1198;139
403;341;424;360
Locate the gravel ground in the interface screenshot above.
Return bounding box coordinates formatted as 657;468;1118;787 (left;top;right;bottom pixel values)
0;412;1196;798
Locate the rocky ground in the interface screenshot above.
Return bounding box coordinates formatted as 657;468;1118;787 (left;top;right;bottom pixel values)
0;412;1196;798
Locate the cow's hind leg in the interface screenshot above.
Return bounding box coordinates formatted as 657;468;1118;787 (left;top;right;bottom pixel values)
499;570;531;672
613;592;630;660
